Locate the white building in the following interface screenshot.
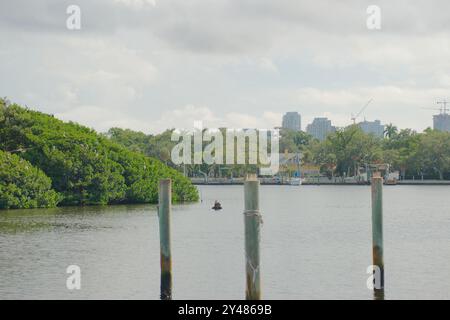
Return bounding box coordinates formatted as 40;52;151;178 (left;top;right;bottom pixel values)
433;113;450;132
282;112;301;131
306;117;335;141
358;120;384;138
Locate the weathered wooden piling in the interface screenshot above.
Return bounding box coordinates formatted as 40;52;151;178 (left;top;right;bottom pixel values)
244;174;262;300
371;172;384;300
158;179;172;300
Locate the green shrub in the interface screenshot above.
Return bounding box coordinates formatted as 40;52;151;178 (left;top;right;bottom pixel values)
0;102;198;206
0;150;61;209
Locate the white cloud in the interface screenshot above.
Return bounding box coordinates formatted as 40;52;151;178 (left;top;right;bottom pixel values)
55;105;150;133
138;105;283;133
257;58;279;73
53;102;281;134
2;0;450;134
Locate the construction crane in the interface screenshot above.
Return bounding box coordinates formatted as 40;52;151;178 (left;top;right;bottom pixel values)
437;100;449;114
351;99;373;124
421;100;450;114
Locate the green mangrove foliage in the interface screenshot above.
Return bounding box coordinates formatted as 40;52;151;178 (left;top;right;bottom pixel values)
0;150;60;209
0;100;198;209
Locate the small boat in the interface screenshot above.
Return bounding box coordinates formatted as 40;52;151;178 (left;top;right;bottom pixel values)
212;200;222;211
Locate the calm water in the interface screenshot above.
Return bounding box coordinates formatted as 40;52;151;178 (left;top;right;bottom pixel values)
1;185;450;300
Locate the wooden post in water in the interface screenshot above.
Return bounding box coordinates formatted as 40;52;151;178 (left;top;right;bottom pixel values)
371;172;384;300
244;174;262;300
158;179;172;300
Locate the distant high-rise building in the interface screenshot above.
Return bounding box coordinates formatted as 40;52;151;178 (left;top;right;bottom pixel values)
282;112;301;131
433;113;450;132
306;117;335;141
358;120;384;138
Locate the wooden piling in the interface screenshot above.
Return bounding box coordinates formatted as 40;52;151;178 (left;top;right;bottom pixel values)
158;179;172;300
371;173;384;300
244;174;262;300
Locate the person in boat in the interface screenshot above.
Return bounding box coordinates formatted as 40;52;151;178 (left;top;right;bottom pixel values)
212;200;222;210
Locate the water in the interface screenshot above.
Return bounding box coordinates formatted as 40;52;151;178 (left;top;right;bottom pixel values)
1;185;450;300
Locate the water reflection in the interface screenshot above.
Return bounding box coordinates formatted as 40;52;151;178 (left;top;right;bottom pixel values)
373;289;385;300
0;205;157;234
1;185;450;299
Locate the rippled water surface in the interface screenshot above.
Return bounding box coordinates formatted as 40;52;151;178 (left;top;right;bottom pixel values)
1;185;450;299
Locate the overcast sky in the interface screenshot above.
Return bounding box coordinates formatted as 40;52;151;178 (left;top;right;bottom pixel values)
1;0;450;133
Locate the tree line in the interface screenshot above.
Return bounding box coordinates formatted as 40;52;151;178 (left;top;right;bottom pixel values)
107;124;450;181
0;99;198;210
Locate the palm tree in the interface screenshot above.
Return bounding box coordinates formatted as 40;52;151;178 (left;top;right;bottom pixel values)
384;123;398;139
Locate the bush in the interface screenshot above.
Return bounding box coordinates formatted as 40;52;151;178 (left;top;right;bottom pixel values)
0;102;198;206
0;150;61;209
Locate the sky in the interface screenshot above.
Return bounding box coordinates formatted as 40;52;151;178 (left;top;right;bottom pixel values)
1;0;450;134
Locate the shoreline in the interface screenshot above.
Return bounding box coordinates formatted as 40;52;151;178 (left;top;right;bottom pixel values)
192;180;450;186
